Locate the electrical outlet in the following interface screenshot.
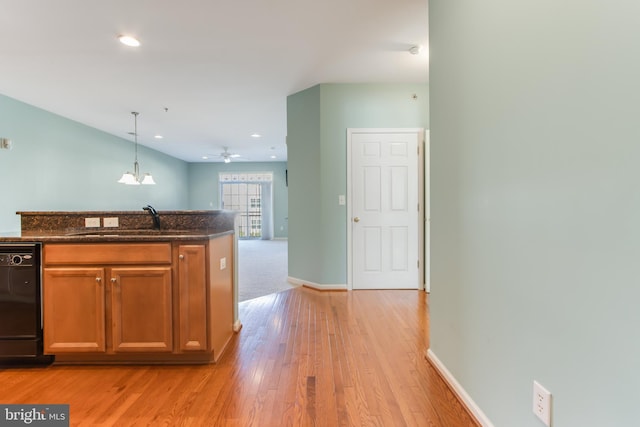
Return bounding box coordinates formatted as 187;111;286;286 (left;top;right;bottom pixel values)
533;381;551;426
103;217;119;227
220;257;226;270
84;217;100;228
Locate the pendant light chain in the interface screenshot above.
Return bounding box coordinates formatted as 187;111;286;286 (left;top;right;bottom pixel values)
133;111;140;179
133;111;139;165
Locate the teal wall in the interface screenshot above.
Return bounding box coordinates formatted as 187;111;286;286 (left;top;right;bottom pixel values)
287;85;323;282
0;94;189;232
187;161;289;239
429;1;640;426
0;93;288;239
287;83;428;284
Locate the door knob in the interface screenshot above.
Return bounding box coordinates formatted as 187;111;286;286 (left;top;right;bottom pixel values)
353;217;360;223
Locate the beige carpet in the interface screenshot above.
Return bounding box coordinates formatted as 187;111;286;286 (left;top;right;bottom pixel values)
238;239;298;302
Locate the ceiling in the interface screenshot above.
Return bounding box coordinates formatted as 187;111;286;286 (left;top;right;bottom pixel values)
0;0;428;163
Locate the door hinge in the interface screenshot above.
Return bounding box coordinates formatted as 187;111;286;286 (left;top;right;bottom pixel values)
417;260;420;268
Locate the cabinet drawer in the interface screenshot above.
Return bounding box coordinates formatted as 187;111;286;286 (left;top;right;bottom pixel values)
44;243;172;265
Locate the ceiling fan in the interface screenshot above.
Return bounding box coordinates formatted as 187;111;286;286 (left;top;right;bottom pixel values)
219;147;241;163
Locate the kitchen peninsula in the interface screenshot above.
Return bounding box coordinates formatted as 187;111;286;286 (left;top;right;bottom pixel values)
0;210;239;364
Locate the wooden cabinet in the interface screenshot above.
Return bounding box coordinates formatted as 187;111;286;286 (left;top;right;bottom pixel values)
111;267;173;352
41;235;234;364
208;234;234;361
43;243;173;355
43;267;106;353
177;245;207;352
175;238;234;360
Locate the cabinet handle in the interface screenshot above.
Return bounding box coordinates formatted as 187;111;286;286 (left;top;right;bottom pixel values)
111;278;117;283
96;277;102;283
179;254;184;260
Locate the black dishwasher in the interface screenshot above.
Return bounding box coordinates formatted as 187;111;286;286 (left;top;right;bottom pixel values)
0;243;53;365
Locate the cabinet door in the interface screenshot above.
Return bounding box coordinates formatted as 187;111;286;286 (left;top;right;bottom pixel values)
110;267;173;352
178;245;207;351
43;268;106;353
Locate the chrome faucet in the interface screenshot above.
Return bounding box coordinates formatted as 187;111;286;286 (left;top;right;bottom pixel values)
143;205;161;230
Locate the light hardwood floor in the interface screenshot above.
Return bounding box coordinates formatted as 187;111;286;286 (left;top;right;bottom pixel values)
0;287;478;426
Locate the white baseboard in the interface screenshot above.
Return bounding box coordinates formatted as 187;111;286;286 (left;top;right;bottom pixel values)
287;276;348;291
425;349;494;427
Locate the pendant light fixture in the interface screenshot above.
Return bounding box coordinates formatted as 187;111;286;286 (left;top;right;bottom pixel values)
118;112;155;185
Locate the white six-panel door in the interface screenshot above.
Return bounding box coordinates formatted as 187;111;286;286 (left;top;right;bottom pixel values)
348;129;422;290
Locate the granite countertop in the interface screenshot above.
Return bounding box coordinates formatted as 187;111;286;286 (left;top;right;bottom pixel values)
1;209;238;243
0;229;234;243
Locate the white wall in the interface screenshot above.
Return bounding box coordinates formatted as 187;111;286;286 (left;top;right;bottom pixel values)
429;1;640;425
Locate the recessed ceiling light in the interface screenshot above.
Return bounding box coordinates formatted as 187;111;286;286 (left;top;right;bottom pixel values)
118;35;141;47
270;155;277;159
251;133;261;138
154;135;163;139
202;156;209;160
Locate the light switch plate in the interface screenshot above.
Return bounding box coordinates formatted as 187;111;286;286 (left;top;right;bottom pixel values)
220;257;227;270
84;217;100;228
338;195;346;205
103;217;119;227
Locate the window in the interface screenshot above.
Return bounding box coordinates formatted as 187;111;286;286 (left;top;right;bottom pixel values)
219;172;273;239
250;218;262;237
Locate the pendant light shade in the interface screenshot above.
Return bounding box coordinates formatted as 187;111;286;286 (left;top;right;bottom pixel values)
118;112;155;185
141;173;156;185
117;172;138;185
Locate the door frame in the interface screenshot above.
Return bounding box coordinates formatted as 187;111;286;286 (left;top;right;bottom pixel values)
346;128;426;291
424;130;430;292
